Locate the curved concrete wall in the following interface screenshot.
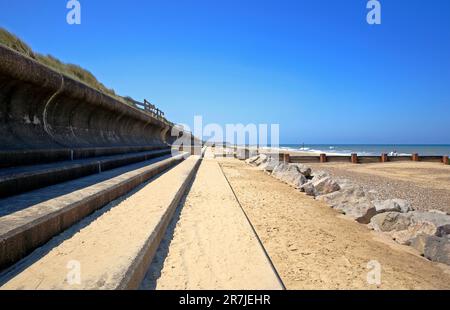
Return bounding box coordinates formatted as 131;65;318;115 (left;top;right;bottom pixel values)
0;45;176;151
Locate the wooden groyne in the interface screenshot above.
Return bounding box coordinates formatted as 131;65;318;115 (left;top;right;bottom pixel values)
224;146;449;165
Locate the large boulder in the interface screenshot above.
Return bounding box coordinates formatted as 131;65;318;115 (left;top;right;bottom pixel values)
259;158;280;172
390;221;437;245
436;224;450;237
300;182;317;196
245;155;259;165
311;176;340;196
370;211;450;245
318;186;366;205
271;163;307;187
271;163;290;179
311;170;330;182
411;211;450;231
280;165;305;186
409;234;429;255
291;173;308;188
334;199;377;224
317;185;376;223
293;164;312;178
372;199;413;213
423;236;450;265
369;212;413;232
254;154;268;166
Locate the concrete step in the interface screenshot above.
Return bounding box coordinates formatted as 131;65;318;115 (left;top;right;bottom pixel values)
0;153;202;289
0;149;172;198
0;145;169;169
0;152;188;271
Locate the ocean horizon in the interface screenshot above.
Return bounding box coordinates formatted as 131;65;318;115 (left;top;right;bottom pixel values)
277;144;450;156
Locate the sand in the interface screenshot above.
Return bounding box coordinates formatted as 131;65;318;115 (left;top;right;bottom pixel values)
307;161;450;213
141;149;283;290
0;156;201;289
218;158;450;289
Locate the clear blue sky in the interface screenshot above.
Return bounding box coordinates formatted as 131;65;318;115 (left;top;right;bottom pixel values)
1;0;449;144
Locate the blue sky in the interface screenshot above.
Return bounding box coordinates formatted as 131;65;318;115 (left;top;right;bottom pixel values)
1;0;449;144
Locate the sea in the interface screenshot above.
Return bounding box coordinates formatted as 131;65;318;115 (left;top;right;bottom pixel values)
277;144;450;156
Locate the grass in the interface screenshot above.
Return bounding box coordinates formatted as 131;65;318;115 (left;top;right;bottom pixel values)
0;27;172;125
0;27;128;104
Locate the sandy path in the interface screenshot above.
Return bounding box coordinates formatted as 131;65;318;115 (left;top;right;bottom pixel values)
141;150;283;290
219;158;450;289
307;162;450;213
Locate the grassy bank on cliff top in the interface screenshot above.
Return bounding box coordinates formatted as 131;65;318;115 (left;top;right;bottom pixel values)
0;27;143;109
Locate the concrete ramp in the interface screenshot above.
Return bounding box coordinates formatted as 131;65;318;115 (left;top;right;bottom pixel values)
141;150;284;290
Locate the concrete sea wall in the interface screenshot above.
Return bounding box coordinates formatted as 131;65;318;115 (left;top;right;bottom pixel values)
0;45;175;151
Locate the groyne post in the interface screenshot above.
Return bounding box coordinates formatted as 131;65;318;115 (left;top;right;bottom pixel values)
351;153;358;164
320;153;327;163
443;156;449;165
381;153;388;163
283;153;290;163
412;153;419;161
245;148;250;159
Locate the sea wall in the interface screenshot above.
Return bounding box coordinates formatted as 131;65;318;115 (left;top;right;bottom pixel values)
0;45;176;151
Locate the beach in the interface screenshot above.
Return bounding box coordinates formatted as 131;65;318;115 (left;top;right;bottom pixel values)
138;149;450;289
307;161;450;213
217;156;450;289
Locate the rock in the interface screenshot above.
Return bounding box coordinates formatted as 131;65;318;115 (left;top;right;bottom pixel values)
370;211;450;245
254;154;268;166
390;221;437;245
410;234;450;265
291;173;308;188
369;212;412;232
317;185;376;223
410;234;429;255
372;200;401;213
423;236;450;265
245;155;259;165
271;163;289;179
312;176;340;196
410;211;450;229
293;164;312;178
271;163;307;188
318;186;367;205
372;199;413;213
311;170;329;181
436;224;450;237
335;199;377;224
300;182;316;196
258;158;279;172
280;165;303;186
